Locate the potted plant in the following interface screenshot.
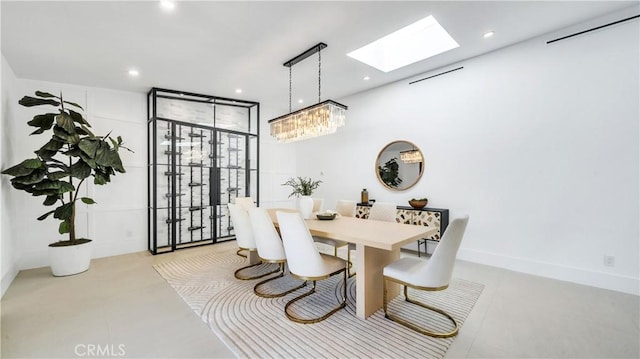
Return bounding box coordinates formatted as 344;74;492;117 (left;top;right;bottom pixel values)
282;176;322;219
1;91;130;276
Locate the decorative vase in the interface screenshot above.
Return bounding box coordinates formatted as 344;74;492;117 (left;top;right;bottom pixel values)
48;240;93;276
298;196;314;219
408;199;428;209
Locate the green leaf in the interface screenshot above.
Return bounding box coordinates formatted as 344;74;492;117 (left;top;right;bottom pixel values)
53;125;80;144
69;109;89;125
40;138;64;152
11;168;46;185
37;210;56;221
19;96;60;107
27;113;56;132
54;202;73;220
23;158;43;169
80;125;95;137
78;138;99;157
63;101;84;111
35;148;58;161
47;171;70;180
33;179;75;194
35;91;58;98
93;170;108;185
58;220;70;234
55;112;76;134
2;159;39;176
43;195;59;206
69;160;91;180
80;197;96;205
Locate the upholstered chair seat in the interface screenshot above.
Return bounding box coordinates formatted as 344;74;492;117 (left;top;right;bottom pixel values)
383;215;469;338
277;210;348;324
228;203;279;280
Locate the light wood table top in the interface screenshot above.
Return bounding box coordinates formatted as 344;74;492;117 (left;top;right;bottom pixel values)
267;208;437;319
267;208;434;250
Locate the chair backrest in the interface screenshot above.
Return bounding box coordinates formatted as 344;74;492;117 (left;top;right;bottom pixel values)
418;215;469;288
227;203;256;250
235;197;256;211
312;198;324;212
335;200;356;217
276;211;327;278
248;207;286;262
368;202;397;222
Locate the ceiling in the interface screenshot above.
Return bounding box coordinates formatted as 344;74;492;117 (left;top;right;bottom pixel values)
2;1;636;114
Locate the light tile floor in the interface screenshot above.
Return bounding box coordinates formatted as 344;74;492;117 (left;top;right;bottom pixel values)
2;241;638;358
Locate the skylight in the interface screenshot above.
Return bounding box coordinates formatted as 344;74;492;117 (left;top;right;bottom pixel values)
347;15;459;73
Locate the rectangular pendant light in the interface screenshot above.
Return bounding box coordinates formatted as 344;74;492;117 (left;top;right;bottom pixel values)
269;43;348;143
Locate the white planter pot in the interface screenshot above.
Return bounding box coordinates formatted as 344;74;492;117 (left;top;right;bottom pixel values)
297;196;314;219
48;240;93;276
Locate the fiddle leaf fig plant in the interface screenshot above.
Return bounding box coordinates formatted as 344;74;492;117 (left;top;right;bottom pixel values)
1;91;131;246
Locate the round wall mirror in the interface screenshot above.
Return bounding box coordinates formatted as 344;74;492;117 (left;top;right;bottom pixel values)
376;140;424;191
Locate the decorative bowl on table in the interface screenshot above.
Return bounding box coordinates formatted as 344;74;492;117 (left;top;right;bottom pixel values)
408;198;428;209
316;212;337;220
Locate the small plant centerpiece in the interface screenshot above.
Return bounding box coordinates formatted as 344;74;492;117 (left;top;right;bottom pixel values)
408;197;428;209
282;176;322;219
282;176;322;198
1;91;131;276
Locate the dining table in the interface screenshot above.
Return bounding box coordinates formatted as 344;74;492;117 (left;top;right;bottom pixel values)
266;208;437;319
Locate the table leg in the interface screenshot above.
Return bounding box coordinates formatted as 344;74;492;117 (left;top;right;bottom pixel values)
355;244;400;319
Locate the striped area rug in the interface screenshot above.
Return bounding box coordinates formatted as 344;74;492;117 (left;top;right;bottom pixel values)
154;246;484;358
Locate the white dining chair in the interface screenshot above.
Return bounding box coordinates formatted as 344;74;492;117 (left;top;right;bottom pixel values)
248;208;307;297
312;198;324;213
276;211;348;324
228;203;279;280
235;196;256;211
368;201;397;222
382;215;469;338
233;197;257;258
335;199;357;217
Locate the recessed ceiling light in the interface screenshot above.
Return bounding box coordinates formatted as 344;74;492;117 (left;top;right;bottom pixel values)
483;31;495;38
128;69;139;77
235;89;243;94
347;15;459;73
160;1;175;11
298;99;304;104
363;76;370;81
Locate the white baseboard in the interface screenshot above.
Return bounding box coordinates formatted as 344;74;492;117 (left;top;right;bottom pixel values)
458;248;639;296
1;262;19;298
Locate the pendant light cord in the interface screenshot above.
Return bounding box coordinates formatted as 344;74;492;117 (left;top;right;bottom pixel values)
289;66;292;112
318;48;321;103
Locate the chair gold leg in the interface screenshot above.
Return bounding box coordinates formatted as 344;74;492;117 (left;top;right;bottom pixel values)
254;263;307;298
383;278;459;338
284;268;347;324
234;261;280;280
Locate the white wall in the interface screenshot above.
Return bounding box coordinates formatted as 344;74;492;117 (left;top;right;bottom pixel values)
1;55;20;296
258;105;298;209
6;79;147;270
295;9;639;294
